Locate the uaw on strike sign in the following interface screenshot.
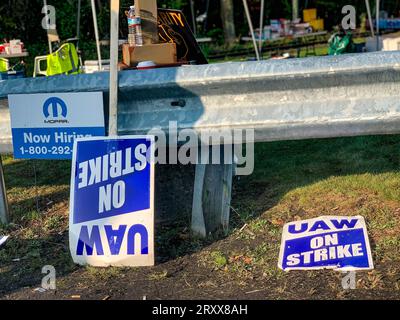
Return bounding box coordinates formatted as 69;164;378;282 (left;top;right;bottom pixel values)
69;136;155;267
278;216;374;271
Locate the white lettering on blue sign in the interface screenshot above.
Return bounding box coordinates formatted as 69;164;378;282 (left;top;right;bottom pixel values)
69;136;155;267
278;216;374;271
8;93;105;159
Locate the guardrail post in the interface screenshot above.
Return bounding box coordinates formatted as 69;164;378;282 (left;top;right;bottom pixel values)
191;147;234;237
0;156;9;225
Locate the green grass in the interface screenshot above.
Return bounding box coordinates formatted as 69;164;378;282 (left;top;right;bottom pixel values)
226;135;400;283
148;270;169;281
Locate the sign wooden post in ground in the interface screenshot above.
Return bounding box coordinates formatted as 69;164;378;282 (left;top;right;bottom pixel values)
109;0;119;136
0;156;9;224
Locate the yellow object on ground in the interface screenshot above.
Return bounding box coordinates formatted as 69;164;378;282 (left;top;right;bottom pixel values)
309;19;324;31
303;8;317;22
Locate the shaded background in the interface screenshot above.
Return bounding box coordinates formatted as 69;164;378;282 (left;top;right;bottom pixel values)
2;0;400;71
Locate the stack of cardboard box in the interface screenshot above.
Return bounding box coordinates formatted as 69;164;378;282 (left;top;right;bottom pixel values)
122;0;177;67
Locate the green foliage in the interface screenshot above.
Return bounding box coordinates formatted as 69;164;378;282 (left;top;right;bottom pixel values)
206;28;224;45
158;0;188;9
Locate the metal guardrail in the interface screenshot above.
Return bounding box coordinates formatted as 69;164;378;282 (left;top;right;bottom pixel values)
1;51;400;234
2;51;400;152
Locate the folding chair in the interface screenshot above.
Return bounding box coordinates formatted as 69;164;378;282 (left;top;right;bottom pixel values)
33;28;82;77
34;42;80;77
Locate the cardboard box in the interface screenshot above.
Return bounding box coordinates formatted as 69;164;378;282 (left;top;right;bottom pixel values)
382;31;400;51
303;8;317;23
9;40;23;54
122;42;177;66
135;0;159;45
366;31;400;52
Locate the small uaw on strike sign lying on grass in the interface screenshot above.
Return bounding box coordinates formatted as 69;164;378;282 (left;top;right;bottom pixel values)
278;215;374;271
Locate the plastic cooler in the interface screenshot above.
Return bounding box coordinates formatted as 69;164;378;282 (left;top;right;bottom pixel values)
0;70;25;80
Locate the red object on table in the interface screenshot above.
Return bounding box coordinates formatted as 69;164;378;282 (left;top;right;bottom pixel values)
0;41;24;55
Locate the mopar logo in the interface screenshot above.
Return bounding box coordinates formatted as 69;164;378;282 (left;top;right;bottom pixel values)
43;97;69;124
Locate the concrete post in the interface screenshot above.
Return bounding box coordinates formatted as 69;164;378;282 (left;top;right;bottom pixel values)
191;147;234;237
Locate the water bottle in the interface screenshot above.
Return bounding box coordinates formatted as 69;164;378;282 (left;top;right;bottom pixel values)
127;6;143;47
127;6;136;47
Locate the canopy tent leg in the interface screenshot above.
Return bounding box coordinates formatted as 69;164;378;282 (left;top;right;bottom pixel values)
191;147;234;238
91;0;103;71
204;0;210;31
109;0;119;136
76;0;82;49
190;0;197;37
258;0;265;53
0;156;9;225
365;0;375;37
376;0;380;51
242;0;260;60
42;0;53;53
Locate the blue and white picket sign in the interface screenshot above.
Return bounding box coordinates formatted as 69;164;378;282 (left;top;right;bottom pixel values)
69;136;155;267
278;216;374;271
8;92;105;159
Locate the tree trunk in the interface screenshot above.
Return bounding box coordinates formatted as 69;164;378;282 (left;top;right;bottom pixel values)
220;0;236;45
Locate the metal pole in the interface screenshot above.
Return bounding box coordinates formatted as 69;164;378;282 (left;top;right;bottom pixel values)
109;0;119;136
76;0;81;48
258;0;265;53
43;0;52;54
190;0;197;37
204;0;210;31
376;0;380;51
365;0;375;37
242;0;260;61
91;0;103;71
0;156;9;225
